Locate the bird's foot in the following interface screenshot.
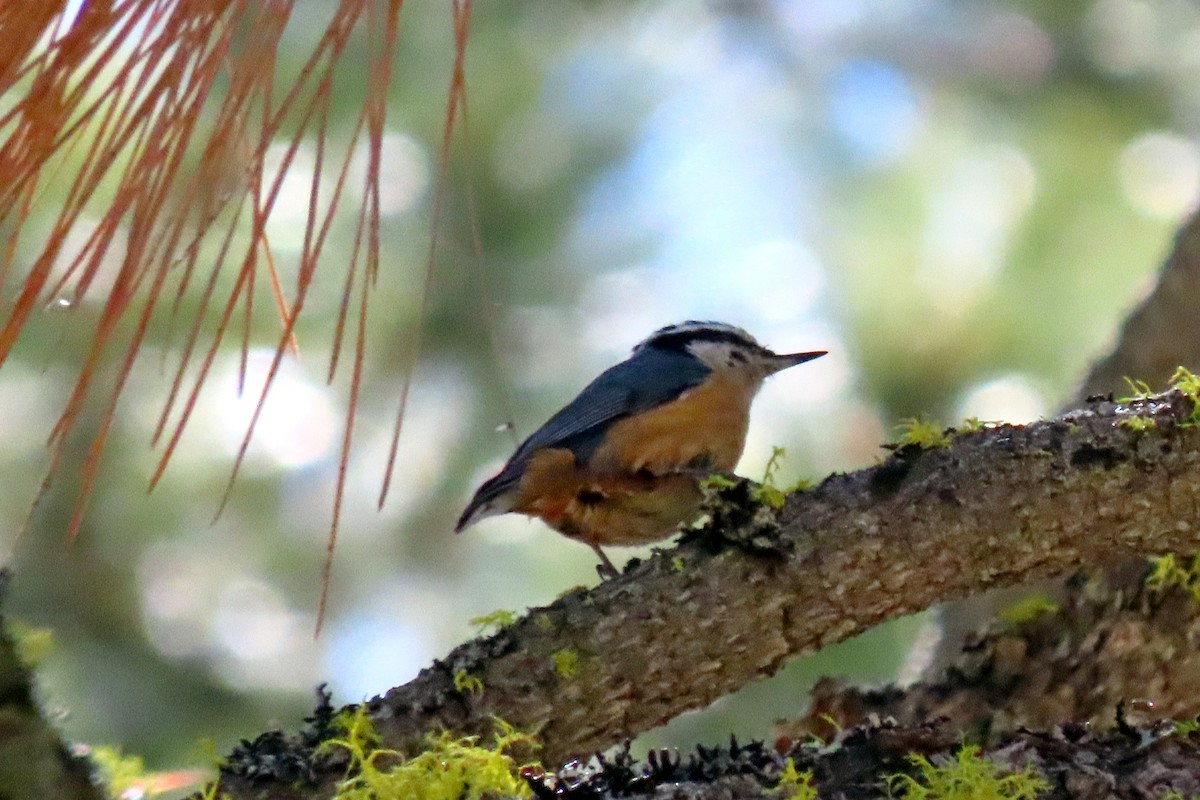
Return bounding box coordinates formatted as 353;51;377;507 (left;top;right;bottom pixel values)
591;544;620;580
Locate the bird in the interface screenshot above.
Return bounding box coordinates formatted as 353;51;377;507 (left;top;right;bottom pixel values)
455;320;826;576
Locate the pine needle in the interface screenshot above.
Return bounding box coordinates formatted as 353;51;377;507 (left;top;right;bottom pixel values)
1;0;420;636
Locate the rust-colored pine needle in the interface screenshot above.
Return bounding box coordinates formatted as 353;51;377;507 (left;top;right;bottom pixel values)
378;0;472;510
0;0;421;632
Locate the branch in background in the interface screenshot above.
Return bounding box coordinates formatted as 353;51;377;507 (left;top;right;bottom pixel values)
218;388;1200;797
795;563;1200;743
1077;207;1200;401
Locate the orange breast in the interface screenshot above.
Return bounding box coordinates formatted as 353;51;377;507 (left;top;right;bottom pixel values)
589;371;755;475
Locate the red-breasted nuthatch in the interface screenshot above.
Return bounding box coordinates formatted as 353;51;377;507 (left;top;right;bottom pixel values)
455;321;826;575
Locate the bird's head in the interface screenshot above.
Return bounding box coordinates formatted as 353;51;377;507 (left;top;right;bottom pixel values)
635;320;826;383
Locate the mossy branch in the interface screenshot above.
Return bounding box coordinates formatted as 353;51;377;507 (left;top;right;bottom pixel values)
216;387;1200;797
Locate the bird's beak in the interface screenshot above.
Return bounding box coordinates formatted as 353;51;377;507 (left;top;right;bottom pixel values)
766;350;826;374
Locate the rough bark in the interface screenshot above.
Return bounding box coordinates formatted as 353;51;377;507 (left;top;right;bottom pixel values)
1078;206;1200;401
219;388;1200;798
793;564;1200;744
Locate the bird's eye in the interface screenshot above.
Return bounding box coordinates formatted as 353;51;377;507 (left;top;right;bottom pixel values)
729;350;748;363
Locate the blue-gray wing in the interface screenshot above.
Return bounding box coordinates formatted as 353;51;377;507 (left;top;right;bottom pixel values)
457;347;710;528
510;346;710;463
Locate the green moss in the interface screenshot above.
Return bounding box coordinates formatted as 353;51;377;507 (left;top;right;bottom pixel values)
1147;553;1200;602
92;739;222;798
551;648;579;678
960;417;992;433
93;748;206;796
453;670;484;696
997;594;1060;625
468;610;518;636
1172;366;1200;427
700;448;811;512
323;706;538;800
1172;366;1200;399
671;556;685;572
749;446;790;509
1174;717;1200;737
896;418;952;449
753;484;788;510
1117;368;1200;429
533;614;554;632
700;474;738;491
1118;416;1156;432
776;757;818;800
91;746;155;800
1121;376;1154;402
887;745;1047;800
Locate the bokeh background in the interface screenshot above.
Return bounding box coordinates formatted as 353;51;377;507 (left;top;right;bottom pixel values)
5;0;1200;771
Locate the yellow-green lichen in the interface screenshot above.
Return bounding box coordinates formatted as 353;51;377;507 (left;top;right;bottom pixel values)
776;757;818;800
323;706;538;800
469;610;518;636
533;614;554;632
896;418;952;450
671;556;685;572
453;670;484;696
887;745;1048;800
551;648;579;678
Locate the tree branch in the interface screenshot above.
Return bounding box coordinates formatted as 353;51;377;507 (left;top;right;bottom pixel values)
796;562;1200;745
1078;207;1200;400
220;388;1200;797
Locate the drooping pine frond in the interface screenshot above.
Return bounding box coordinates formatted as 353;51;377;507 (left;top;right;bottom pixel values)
0;0;442;631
